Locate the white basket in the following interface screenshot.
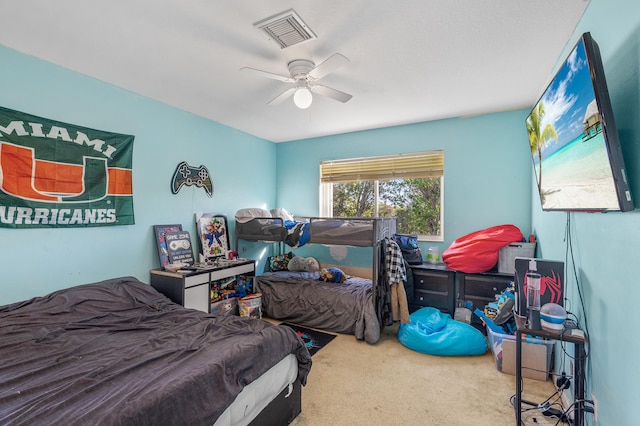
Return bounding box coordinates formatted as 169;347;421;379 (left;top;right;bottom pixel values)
498;243;536;274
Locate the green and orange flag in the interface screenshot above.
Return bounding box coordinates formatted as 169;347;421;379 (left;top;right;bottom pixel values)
0;106;134;228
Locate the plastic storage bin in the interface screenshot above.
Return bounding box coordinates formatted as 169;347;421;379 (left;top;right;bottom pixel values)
486;326;553;381
239;293;263;319
210;297;238;315
498;243;536;274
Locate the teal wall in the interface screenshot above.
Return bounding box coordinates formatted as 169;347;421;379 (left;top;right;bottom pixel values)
0;46;276;304
530;0;640;425
275;112;533;258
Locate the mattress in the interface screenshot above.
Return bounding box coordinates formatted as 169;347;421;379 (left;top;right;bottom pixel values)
307;217;379;246
255;271;381;343
213;354;298;426
235;215;397;247
0;277;312;426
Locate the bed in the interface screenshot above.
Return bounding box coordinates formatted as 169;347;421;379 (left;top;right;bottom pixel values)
255;271;381;343
0;276;312;426
235;209;396;249
235;209;399;344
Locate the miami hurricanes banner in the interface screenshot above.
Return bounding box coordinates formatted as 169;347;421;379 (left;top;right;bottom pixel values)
0;106;135;228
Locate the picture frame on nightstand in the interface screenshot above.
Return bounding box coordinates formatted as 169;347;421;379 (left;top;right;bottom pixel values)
165;230;195;265
195;213;230;261
153;224;183;267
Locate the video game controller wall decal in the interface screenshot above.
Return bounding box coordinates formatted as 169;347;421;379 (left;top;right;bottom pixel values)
171;161;213;197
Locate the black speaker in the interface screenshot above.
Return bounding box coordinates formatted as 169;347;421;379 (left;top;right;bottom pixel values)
556;372;571;390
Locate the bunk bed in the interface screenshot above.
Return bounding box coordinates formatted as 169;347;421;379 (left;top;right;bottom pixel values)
235;208;397;249
235;209;398;344
0;276;312;426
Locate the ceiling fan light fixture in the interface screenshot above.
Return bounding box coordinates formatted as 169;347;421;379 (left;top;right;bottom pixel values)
293;86;313;109
242;53;351;108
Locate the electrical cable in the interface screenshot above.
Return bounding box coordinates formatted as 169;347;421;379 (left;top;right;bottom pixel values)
562;212;591;365
564;212;590;337
563;214;594;424
511;378;572;425
512;213;592;424
557;398;593;425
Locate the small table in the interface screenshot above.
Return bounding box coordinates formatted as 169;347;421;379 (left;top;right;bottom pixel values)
514;325;587;426
150;259;255;313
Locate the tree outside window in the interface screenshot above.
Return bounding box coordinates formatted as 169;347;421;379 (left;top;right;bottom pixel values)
320;151;443;241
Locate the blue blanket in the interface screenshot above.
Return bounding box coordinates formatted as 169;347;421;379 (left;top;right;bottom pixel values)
284;220;311;247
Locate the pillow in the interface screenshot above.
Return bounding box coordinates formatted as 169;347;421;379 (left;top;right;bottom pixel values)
270;208;294;222
234;208;271;224
319;267;347;283
288;256;320;272
269;252;294;271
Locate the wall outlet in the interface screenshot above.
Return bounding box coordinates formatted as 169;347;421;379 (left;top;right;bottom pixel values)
592;395;598;422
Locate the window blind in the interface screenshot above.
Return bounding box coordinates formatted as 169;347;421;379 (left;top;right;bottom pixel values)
320;150;444;183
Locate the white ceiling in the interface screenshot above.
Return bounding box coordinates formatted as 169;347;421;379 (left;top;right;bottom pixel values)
1;1;589;143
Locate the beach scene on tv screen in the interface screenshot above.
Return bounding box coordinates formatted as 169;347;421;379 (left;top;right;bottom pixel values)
526;37;618;210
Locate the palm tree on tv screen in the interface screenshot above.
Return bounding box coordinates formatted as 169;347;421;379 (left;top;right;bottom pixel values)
526;102;558;198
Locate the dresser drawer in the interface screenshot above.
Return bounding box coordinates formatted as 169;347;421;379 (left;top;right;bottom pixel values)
413;270;454;292
459;273;513;301
414;289;450;313
459;272;513;332
409;266;456;315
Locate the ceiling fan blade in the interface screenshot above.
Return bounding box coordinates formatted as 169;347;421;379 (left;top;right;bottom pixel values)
268;87;296;105
311;85;353;103
240;67;294;83
307;53;349;80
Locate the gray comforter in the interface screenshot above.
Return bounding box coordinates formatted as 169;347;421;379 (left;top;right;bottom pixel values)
255;271;381;344
0;277;311;426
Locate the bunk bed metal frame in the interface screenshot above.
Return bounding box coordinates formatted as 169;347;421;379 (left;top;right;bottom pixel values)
235;214;398;342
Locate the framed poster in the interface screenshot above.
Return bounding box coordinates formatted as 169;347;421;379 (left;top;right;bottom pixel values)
154;224;183;267
165;230;195;264
195;213;230;260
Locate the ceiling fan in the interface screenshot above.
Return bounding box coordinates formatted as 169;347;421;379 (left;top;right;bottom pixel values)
241;53;353;109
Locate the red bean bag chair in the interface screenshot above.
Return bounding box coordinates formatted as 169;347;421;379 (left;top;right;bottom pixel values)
442;224;523;273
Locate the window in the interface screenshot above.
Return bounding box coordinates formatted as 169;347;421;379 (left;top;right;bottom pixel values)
320;151;444;241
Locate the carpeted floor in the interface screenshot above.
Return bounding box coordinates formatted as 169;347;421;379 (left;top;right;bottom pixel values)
286;322;562;426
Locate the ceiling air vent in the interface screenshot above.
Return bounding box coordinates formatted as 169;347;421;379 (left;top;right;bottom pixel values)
254;9;317;49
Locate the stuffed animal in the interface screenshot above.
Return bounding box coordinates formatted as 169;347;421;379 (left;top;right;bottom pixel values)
319;267;347;283
288;255;320;272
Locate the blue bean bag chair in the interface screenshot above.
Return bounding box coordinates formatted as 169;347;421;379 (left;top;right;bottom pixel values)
398;307;488;356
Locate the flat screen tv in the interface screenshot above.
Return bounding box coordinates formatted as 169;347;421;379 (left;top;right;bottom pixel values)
526;32;634;212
